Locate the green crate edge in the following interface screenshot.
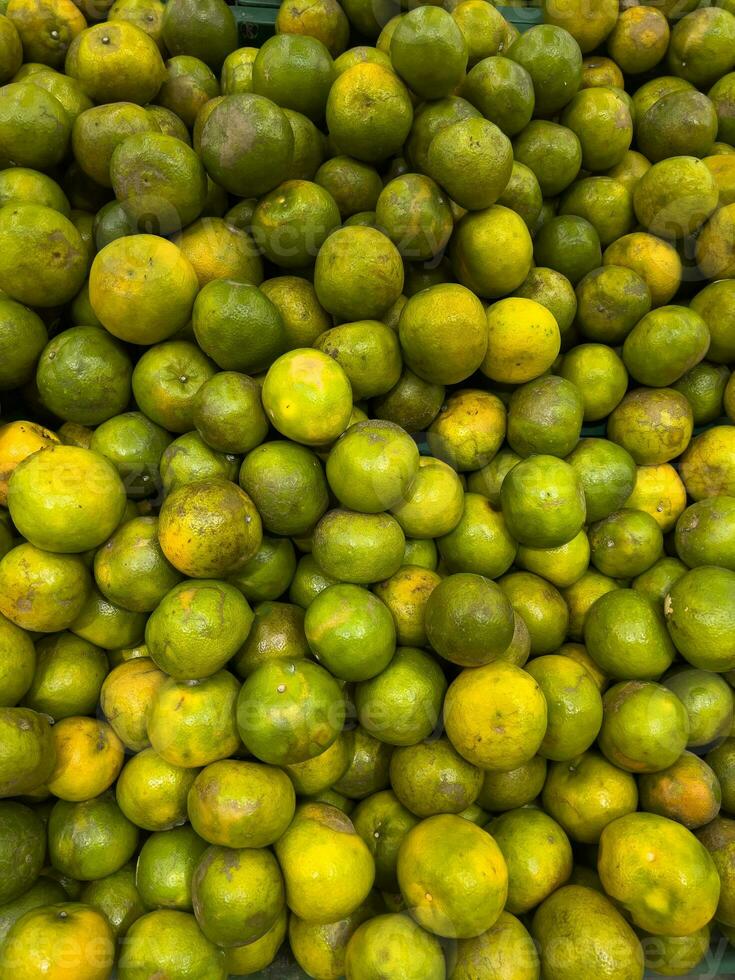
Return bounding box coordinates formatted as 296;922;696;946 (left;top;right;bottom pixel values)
232;3;543;43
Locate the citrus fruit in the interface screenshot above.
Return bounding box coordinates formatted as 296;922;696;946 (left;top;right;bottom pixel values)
407;470;464;545
675;496;735;572
542;750;638;844
314;320;401;399
252;179;340;269
497;160;543;229
0;12;21;80
191;372;267;456
534;214;602;287
274;0;348;58
0;801;45;904
24;633;104;723
508;375;584;458
664;566;735;672
0;542;91;631
607;388;693;465
391;6;466;100
532;884;644;980
603;231;682;308
89;234;198;345
0;297;47;390
49;792;139;880
637;86;718;163
192;280;285;375
99;657;165;752
145;578;253;679
489;807;572;914
526;655;603;762
585;589;675;681
608;6;670;74
0;82;70;171
312;508;405;584
0;164;71;213
589;508;663;579
345;913;445;980
575;264;651;344
157;478;262;579
314;154;382;218
108;0;165;50
599;811;720;936
680;426;735;500
37;325;131;426
161;0;237;71
667;6;735;89
448;910;539;980
47;715;124;802
275;802;374;923
0;202;86;307
0;706;55;797
501;454;586;548
89;411;170;498
284;734;350;796
261;348;353;447
315;225;403;321
599;680;690;774
397;814;507;939
116;748;197;832
560;175;635;248
508;23;582;116
560;344;628;422
0;612;35;707
332;725;392;800
0;902;115;980
482;297;560;384
239;440;328;538
199;93;293;197
134;825;206;913
118;909;226;980
156;55;219;129
633;557;688;610
427;117;512;212
0;419;58;505
355;646;446;747
146;670;241;768
374;564;440;646
513;119;582;198
476;756;547;814
444;660;547;770
305;582;395;681
425;572;514;668
65;21;165;103
639;751;722;830
72;102;155;186
94;517;181;614
110;131;207;237
398;284;487;386
451;205;533;299
226;908;287;977
237;659;344;766
191;844;284;948
674;361;731;426
189;761;295;851
390;736;482;818
326;419;418;514
326;62;412;162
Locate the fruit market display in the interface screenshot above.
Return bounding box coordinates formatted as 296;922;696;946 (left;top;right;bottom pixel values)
2;0;735;976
